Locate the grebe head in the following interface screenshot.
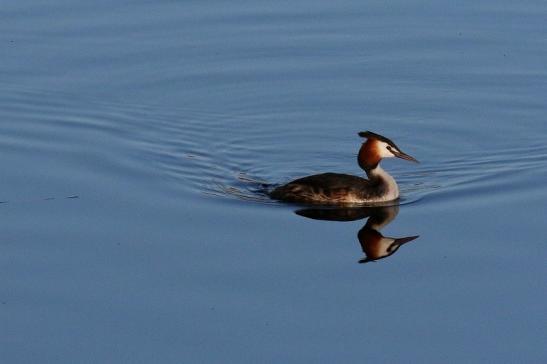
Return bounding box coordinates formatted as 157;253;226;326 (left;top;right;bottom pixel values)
357;131;418;170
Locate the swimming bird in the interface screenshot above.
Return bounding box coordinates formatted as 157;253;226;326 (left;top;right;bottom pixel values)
270;131;418;204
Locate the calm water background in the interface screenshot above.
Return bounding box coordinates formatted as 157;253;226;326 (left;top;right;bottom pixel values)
1;1;546;362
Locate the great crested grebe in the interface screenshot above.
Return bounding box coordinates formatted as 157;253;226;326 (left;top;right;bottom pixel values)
270;131;418;204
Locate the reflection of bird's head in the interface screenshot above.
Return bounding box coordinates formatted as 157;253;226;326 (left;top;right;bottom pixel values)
358;229;419;264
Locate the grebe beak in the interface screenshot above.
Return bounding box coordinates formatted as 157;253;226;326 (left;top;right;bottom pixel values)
392;149;419;163
393;235;420;245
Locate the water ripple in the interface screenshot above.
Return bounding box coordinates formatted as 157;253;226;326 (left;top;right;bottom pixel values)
3;87;545;208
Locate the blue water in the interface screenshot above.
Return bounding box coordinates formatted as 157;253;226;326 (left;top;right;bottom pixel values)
1;1;547;363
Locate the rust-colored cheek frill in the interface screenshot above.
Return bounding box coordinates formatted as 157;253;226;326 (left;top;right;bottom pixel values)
357;140;381;170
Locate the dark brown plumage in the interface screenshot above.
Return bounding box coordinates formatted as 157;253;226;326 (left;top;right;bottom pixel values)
269;172;387;204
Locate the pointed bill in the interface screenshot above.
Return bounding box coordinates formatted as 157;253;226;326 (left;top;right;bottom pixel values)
392;149;419;163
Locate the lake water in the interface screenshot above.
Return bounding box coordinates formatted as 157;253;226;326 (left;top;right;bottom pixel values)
1;1;546;362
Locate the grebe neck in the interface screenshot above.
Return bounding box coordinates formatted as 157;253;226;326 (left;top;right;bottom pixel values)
365;164;399;201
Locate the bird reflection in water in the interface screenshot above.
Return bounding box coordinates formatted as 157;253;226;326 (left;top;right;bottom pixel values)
295;205;418;264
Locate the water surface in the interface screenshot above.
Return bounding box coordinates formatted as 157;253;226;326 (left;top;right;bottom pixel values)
1;1;547;363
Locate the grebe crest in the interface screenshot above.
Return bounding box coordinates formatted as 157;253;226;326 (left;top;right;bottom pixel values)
270;131;418;205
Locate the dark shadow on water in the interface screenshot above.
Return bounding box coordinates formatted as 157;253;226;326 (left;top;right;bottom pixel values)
295;205;419;264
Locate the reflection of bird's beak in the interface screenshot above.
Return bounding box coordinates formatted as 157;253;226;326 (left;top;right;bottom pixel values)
394;235;420;245
393;150;419;163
